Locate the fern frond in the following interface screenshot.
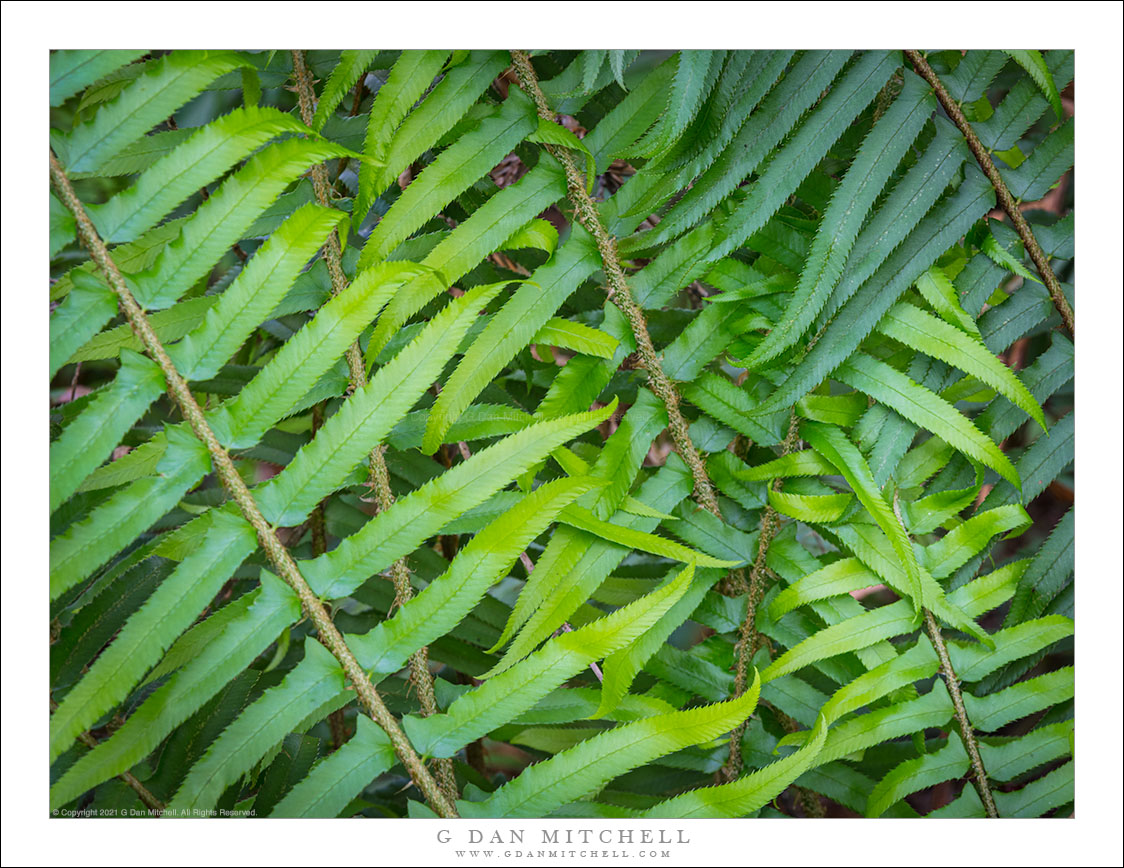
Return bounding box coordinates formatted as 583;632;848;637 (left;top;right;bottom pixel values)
49;510;257;763
311;49;380;132
59;51;250;173
87;107;313;244
49;350;165;512
354;50;508;228
358;88;537;268
270;716;395;818
49;571;300;810
46;47;1076;821
404;563;695;757
302;401;619;597
169;641;348;811
465;675;761;818
131;137;353;309
50;49;148;106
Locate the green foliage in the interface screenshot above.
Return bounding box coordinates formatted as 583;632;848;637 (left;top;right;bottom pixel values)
49;48;1074;820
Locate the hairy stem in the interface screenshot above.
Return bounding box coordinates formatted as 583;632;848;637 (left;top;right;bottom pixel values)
722;412;800;781
890;487;998;817
50;151;458;820
509;49;721;517
904;49;1073;338
742;414;802;650
290;50;366;390
291;50;457;803
923;610;1000;818
369;445;460;804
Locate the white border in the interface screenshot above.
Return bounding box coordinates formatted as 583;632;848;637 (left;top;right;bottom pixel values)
4;3;1121;865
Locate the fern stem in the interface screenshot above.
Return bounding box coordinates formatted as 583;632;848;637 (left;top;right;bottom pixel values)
742;413;802;652
923;610;1000;818
289;50;367;389
49;151;458;820
509;50;721;518
890;488;998;817
903;49;1074;339
370;446;460;804
723;412;800;781
290;50;458;804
